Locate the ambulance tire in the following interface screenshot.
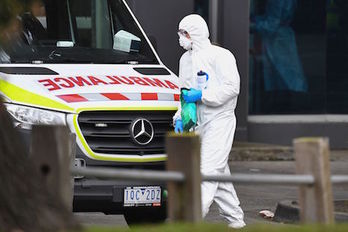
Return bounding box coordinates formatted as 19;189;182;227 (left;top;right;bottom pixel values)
124;207;167;225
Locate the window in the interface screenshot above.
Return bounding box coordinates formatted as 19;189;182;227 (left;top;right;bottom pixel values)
0;0;158;64
249;0;348;114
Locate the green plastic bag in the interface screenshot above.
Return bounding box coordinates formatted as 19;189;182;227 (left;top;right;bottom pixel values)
181;89;197;131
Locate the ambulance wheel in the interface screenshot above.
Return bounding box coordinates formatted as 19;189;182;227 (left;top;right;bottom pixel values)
124;207;167;225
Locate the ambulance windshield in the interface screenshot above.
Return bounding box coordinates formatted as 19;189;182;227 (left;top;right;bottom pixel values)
0;0;159;64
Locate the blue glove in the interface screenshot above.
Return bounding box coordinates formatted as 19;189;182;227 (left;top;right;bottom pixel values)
174;119;183;134
182;88;202;103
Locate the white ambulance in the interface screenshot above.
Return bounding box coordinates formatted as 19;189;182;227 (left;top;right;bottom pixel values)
0;0;179;224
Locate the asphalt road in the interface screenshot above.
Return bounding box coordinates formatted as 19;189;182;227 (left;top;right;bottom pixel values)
74;160;348;228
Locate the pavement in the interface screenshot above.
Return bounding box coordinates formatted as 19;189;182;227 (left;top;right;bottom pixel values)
231;142;348;162
74;143;348;228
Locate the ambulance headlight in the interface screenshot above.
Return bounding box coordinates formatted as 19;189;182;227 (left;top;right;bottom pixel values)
4;104;66;130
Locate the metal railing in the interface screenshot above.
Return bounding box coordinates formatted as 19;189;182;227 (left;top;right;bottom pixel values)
70;136;346;224
71;167;185;182
72;167;348;186
25;125;346;225
72;166;318;185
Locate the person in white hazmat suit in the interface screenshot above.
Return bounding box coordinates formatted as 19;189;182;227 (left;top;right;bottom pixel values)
173;14;245;228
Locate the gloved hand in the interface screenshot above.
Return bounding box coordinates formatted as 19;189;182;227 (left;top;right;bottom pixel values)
182;88;202;103
174;119;183;134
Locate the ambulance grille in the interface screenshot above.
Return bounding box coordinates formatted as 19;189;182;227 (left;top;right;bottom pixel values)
77;111;175;156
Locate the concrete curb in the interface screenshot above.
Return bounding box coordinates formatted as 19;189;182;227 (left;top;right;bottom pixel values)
273;200;300;223
230;143;293;161
274;200;348;223
230;142;348;162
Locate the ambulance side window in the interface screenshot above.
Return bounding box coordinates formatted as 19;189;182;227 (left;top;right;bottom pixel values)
70;0;113;49
45;0;71;42
73;2;92;47
109;0;156;60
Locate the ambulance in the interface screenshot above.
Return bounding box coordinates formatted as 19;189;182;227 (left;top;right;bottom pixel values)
0;0;179;224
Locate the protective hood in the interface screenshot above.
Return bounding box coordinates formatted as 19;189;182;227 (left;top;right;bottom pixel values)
178;14;211;52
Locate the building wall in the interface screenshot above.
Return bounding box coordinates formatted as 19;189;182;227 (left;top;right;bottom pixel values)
220;0;250;141
126;0;194;74
248;120;348;149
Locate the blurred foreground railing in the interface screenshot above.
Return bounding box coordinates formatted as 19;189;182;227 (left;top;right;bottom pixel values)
31;125;348;225
71;167;348;185
71;167;316;185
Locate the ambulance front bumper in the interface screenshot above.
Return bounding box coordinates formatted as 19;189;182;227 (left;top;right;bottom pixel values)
17;127;167;214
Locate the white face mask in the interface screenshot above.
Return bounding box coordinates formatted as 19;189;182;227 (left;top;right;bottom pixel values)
179;35;192;50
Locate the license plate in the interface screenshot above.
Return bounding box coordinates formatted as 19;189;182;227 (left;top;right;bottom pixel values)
124;186;161;207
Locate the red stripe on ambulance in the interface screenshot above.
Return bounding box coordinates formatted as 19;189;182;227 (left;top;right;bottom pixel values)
57;93;179;103
141;93;158;101
174;94;180;101
102;93;129;100
57;94;88;103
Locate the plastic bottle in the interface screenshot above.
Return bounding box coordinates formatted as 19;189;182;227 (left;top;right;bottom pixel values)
197;70;209;90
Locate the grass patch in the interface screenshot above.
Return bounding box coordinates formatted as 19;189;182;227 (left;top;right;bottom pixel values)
83;223;348;232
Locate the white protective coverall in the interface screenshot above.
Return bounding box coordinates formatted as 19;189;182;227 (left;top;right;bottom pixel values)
173;14;245;228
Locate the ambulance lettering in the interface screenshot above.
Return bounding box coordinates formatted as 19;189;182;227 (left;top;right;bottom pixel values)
38;75;179;91
114;76;134;85
105;76;121;85
88;76;109;85
143;77;168;88
69;76;93;86
54;77;74;88
129;76;150;86
38;79;60;91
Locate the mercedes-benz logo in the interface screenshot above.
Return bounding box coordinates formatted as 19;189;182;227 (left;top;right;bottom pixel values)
130;118;154;145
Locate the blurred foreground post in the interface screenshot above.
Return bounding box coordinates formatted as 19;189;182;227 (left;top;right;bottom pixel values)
0;100;78;232
166;133;202;223
31;125;76;211
69;133;77;209
294;137;334;224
